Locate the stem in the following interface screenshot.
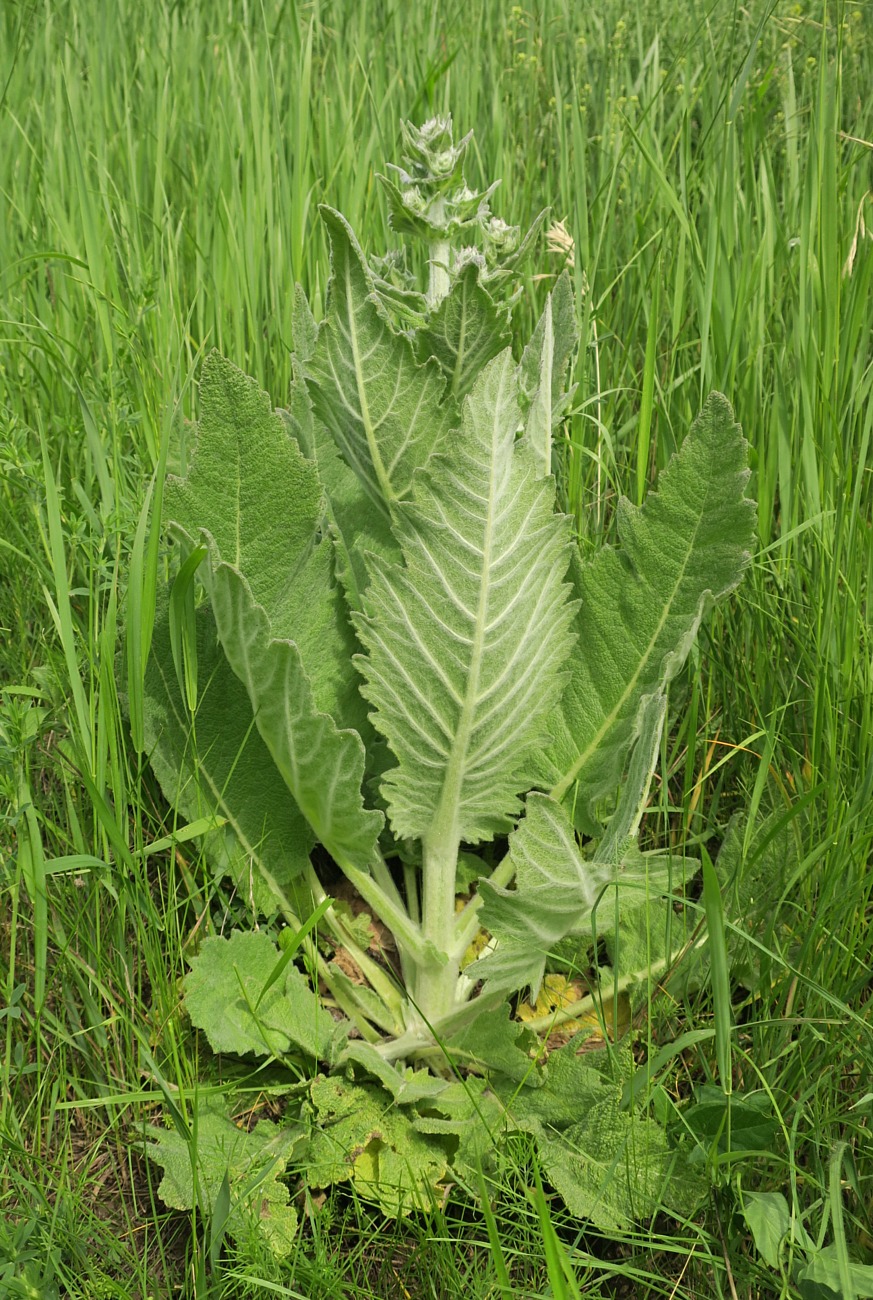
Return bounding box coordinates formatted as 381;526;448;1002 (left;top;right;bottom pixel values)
415;832;462;1023
375;985;507;1062
427;239;451;308
403;861;420;925
426;195;450;309
337;857;427;963
369;849;407;916
269;885;384;1042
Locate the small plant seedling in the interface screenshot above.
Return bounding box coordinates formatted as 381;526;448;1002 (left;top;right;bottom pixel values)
141;118;756;1252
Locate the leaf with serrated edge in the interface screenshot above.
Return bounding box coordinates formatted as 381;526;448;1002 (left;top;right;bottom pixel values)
143;594;314;915
448;1001;540;1082
537;1097;690;1231
164;350;365;733
205;554;382;870
184;930;346;1061
544;393;755;831
477;780;685;999
518;271;577;476
414;262;511;400
146;1096;303;1256
496;1045;702;1230
476;794;606;996
307;207;458;515
304;1075;448;1216
413;1076;508;1182
356;350;577;846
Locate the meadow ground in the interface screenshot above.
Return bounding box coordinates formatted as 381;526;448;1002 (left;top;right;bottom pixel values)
0;1;871;1296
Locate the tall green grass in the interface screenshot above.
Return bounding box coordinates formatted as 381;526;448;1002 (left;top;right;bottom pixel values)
1;0;871;1294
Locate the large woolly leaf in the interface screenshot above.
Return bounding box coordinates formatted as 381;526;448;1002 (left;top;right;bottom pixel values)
145;1097;304;1256
304;1075;449;1216
185;930;347;1061
164;350;364;733
205;555;383;870
497;1046;703;1231
475;794;605;995
356;350;577;844
477;745;683;999
283;396;397;616
143;594;314;912
306;207;457;514
544;393;755;830
518;271;577;476
414;261;511;399
537;1095;691;1231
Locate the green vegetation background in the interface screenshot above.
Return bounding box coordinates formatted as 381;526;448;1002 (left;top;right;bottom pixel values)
0;0;870;1295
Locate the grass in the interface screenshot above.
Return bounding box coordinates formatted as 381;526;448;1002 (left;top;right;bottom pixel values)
1;0;871;1294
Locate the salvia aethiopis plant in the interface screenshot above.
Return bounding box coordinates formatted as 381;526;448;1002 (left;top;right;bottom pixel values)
142;117;756;1252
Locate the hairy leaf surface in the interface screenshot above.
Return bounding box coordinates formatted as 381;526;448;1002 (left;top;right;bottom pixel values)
146;1097;304;1256
164;351;363;732
518;271;577;475
307;207;457;513
544;393;755;829
476;794;606;995
305;1075;449;1215
414;261;511;399
356;351;577;844
185;930;347;1061
206;557;383;869
143;595;314;910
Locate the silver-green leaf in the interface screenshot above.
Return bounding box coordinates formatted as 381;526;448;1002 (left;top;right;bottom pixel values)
414;261;511;400
307;207;458;514
356;350;577;845
143;594;314;913
206;555;383;871
545;393;755;830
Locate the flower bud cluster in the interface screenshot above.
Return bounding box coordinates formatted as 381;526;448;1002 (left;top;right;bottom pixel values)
379;115;501;245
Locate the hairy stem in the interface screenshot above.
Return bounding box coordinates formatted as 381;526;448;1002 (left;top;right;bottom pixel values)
427;238;451;309
416;830;462;1023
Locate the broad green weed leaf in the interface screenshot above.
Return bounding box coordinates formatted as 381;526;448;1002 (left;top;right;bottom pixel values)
798;1249;873;1297
165;350;321;623
143;595;314;913
164;351;364;732
342;1041;451;1104
545;393;755;830
414;261;511;399
519;271;577;475
292;404;397;614
494;1046;610;1134
412;1076;508;1181
206;556;382;870
448;1001;540;1082
537;1096;695;1231
476;794;604;995
357;350;577;844
597;691;667;862
304;1075;449;1215
146;1096;304;1256
291;282;318;364
185;930;347;1061
499;1046;703;1231
683;1085;780;1160
307;207;458;513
